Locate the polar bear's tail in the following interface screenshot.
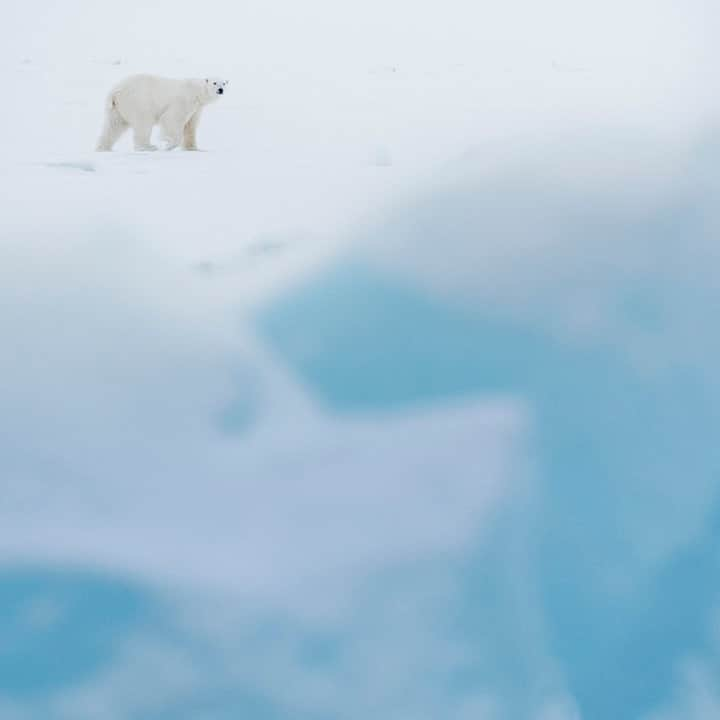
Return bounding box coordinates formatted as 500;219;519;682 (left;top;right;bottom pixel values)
95;92;128;152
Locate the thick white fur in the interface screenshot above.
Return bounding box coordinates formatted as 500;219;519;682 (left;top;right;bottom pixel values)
96;74;227;152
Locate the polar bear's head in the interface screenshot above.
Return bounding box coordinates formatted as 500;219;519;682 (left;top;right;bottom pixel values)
204;78;229;101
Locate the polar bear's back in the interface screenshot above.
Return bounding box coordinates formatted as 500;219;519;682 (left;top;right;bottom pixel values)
113;74;184;94
109;75;203;121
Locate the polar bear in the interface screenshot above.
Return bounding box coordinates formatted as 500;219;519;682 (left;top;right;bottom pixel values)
96;74;228;152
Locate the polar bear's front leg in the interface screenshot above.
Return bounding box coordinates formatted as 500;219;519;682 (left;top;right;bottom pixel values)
182;108;203;151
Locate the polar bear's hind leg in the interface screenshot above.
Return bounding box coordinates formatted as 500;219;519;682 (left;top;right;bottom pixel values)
132;123;157;152
96;101;128;151
159;106;186;151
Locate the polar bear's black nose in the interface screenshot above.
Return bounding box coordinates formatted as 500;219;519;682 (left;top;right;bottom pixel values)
217;87;224;94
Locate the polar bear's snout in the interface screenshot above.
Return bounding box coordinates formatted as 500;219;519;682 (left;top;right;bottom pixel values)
208;78;228;96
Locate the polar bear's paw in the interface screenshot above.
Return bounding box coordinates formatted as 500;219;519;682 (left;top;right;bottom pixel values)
134;144;158;152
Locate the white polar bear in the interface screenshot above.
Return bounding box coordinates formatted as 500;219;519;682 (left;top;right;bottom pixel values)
96;74;228;152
